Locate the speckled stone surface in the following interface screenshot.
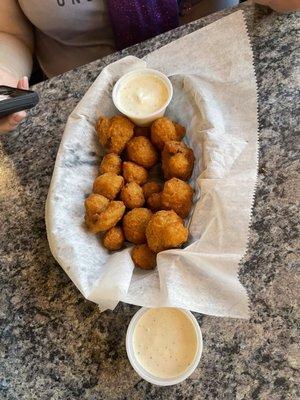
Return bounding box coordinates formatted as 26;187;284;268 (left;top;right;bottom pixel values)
0;3;298;400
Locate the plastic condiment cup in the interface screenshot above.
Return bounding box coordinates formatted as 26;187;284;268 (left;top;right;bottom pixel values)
112;68;173;127
126;307;203;386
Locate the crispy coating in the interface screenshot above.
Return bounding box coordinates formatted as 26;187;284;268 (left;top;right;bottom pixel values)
89;117;193;256
142;181;162;200
134;126;150;138
86;201;125;233
85;216;100;234
97;115;134;154
151;117;185;150
131;244;156;270
93;172;124;200
85;193;110;219
97;117;110;148
173;122;186;140
126;136;158;168
147;192;162;212
146;210;188;253
85;194;110;232
123;208;152;244
120;182;145;209
161;178;193;218
99;153;122;175
162;141;195;181
102;226;125;251
123;161;148;185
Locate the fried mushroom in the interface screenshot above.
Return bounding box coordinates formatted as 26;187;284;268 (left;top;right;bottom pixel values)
147;192;162;212
85;194;110;232
146;210;188;253
86;201;125;233
102;226;125;251
99;153;122;175
142;181;162;200
162;140;195;181
93;172;124;200
120;182;145;209
161;178;193;218
131;244;156;269
123;208;152;244
97;115;134;154
126;136;158;168
150;117;185;150
123;161;148;185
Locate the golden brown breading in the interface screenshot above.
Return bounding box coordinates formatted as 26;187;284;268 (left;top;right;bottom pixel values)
126;136;158;168
85;193;110;219
162;141;195;181
134;126;150;138
97;115;134;154
147;192;162;212
120;182;145;209
86;201;125;233
123;208;152;244
85;194;110;232
150;117;185;150
131;244;156;269
93;172;124;200
142;181;162;200
146;210;188;253
161;178;193;218
99;153;122;175
89;117;194;257
97;117;110;148
173;122;186;140
102;226;125;251
123;161;148;185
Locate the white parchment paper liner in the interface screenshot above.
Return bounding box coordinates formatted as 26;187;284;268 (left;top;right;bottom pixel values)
46;11;258;318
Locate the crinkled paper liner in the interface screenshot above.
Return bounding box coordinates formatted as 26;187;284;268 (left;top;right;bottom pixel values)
46;11;259;318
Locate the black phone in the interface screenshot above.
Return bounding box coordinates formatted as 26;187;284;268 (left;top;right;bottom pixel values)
0;85;39;118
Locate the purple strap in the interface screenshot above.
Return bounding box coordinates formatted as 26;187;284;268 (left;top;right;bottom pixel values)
107;0;180;50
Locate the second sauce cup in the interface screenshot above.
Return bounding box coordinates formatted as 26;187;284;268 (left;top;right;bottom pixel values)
126;307;203;386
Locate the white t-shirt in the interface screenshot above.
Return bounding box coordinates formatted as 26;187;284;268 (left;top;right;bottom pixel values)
18;0;115;77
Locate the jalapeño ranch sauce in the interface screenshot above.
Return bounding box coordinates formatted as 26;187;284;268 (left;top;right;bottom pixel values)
132;308;198;379
116;71;169;117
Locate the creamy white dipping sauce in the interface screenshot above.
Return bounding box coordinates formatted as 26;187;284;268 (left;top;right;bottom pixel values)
132;308;198;379
116;72;170;117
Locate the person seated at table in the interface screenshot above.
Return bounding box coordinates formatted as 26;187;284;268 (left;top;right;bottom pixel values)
0;0;298;133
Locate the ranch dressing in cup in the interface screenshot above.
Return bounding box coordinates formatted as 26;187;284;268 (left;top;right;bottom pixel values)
126;307;202;386
112;69;173;127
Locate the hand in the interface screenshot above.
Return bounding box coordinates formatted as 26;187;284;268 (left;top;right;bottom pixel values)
254;0;300;12
0;68;29;134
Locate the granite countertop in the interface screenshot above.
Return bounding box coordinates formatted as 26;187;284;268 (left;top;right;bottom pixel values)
0;3;298;400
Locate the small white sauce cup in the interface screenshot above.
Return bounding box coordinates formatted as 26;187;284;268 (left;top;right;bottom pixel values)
126;307;203;386
112;68;173;127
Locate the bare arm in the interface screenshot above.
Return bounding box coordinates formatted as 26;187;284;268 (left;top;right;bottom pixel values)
0;0;34;79
0;0;34;133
